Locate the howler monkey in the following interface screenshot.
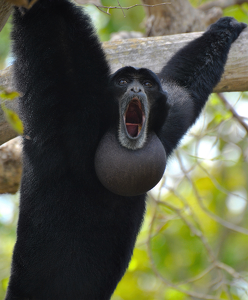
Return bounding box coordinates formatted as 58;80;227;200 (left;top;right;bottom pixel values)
5;0;246;299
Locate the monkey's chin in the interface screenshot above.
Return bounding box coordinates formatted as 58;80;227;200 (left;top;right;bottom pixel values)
94;130;166;196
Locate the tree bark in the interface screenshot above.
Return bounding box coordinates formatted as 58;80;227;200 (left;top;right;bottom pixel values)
0;136;22;194
0;0;12;32
142;0;222;36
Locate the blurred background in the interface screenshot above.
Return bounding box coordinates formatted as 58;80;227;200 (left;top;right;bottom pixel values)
0;0;248;299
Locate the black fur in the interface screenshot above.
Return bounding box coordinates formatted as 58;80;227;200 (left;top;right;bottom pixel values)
5;0;246;299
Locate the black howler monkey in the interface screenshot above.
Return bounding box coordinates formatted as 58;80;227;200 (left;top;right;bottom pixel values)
5;0;246;299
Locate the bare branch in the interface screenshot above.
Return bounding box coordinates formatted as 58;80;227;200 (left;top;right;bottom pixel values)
175;151;248;236
178;264;215;285
216;262;248;283
199;0;248;11
217;93;248;135
146;193;225;300
0;0;12;32
93;2;170;15
2;0;39;8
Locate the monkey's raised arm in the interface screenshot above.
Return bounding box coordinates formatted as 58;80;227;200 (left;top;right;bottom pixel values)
12;0;111;176
7;2;146;299
158;18;247;156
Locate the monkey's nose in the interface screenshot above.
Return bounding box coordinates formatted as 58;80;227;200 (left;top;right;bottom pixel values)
131;86;142;93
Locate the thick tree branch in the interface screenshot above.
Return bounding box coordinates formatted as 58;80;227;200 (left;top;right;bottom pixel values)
0;29;247;147
0;136;22;194
105;30;248;91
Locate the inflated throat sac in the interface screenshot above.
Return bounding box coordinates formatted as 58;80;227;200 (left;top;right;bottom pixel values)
94;130;166;196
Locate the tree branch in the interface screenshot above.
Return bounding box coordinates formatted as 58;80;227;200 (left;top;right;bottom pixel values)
198;0;248;11
0;29;247;146
142;0;222;36
217;93;248;134
0;0;12;32
0;136;22;194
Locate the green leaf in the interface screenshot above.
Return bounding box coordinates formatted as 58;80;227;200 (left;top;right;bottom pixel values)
0;87;20;101
1;103;23;135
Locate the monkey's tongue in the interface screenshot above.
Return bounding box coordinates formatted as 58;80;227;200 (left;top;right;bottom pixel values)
126;123;139;137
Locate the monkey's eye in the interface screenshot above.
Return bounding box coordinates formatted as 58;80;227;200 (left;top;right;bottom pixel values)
143;81;152;87
119;79;128;85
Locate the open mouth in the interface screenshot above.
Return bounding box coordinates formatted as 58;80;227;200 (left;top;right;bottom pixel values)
124;99;145;138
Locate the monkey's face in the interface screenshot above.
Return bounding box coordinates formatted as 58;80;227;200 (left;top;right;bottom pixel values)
109;66;168;150
94;67;168;196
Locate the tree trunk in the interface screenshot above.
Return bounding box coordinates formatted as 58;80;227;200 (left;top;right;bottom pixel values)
142;0;222;36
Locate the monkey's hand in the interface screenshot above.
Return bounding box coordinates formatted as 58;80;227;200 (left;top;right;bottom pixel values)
208;17;247;44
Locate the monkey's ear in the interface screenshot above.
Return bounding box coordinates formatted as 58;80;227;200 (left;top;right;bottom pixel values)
95;130;166;196
6;0;38;8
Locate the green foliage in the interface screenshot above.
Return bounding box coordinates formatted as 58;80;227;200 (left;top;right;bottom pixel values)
0;89;19;101
86;0;145;41
1;103;23;135
224;3;248;23
0;19;11;69
0;87;23;134
0;194;19;300
112;91;248;299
